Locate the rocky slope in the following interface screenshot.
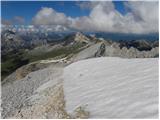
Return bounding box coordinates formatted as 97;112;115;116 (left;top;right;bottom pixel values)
2;57;158;118
2;66;63;118
2;60;89;119
2;32;159;84
1;32;89;80
2;32;158;83
71;40;158;62
1;32;159;118
2;31;158;60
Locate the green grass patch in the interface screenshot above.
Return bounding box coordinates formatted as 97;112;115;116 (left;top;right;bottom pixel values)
24;43;85;62
1;43;86;80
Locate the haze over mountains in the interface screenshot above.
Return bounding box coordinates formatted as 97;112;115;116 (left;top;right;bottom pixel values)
2;25;159;41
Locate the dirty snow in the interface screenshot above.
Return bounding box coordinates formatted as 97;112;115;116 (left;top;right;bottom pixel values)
63;57;158;118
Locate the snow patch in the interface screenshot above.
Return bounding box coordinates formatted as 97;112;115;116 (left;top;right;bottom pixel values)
63;57;158;118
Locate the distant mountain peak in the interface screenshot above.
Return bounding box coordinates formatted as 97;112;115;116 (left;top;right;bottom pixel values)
74;32;90;43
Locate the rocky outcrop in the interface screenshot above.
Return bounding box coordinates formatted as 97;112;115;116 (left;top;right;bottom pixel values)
95;43;106;57
71;42;106;62
71;40;159;62
74;32;91;44
104;44;159;58
61;32;91;47
1;30;25;54
119;39;157;51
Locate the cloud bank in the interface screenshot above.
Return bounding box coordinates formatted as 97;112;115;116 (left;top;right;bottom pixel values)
32;1;158;34
2;16;25;25
32;7;71;26
13;16;25;24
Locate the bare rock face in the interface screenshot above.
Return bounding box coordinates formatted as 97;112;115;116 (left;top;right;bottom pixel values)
150;47;159;57
71;42;106;62
74;32;90;44
104;41;159;58
1;30;25;54
70;39;159;62
119;40;154;51
95;43;106;57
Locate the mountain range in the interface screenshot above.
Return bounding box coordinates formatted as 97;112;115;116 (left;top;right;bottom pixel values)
1;29;159;81
1;27;159;119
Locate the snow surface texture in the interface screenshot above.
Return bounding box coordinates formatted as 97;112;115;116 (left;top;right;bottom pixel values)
63;57;158;118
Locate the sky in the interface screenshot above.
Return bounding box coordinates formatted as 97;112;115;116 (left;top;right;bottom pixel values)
1;1;159;34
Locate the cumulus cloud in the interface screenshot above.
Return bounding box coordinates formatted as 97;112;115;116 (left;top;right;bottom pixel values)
73;1;158;34
32;7;71;26
32;1;158;34
124;1;159;33
73;1;121;32
76;1;98;10
2;16;25;25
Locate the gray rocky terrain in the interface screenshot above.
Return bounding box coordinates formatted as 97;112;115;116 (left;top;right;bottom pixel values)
2;66;63;118
2;61;89;119
1;32;159;118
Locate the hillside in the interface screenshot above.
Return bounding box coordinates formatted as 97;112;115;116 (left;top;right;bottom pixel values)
2;57;158;118
1;1;159;119
2;31;158;81
1;31;159;119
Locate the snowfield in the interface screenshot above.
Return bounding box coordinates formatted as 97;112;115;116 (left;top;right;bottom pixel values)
63;57;158;118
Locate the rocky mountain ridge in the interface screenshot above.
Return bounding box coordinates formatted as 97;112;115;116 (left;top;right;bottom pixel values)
2;31;159;81
1;31;159;118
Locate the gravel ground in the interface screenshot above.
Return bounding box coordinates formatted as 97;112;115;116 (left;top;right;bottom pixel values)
2;65;63;118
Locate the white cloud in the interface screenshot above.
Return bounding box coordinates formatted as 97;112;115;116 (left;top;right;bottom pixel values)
32;1;158;34
2;16;25;25
76;1;99;10
124;1;159;33
32;7;71;26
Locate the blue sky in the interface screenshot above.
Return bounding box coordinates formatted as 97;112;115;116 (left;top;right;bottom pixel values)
2;1;126;25
1;1;158;34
